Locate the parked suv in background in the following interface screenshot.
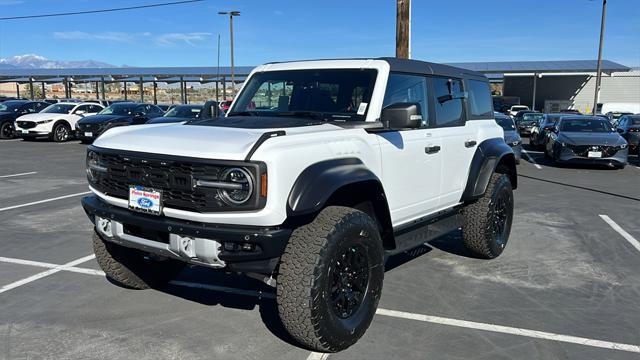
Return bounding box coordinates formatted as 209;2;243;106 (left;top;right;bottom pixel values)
76;102;164;143
82;58;517;352
615;115;640;154
0;100;49;139
15;102;104;142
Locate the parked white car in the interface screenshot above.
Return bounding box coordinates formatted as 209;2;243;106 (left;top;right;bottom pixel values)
508;105;529;117
15;102;104;142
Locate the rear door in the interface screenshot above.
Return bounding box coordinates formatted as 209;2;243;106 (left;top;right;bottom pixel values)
428;77;480;207
377;73;442;226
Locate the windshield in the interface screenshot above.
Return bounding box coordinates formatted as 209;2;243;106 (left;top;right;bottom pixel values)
560;118;613;133
99;103;135;116
512;106;528;110
523;113;543;122
229;69;377;122
164;105;201;118
495;117;515;130
42;104;75;114
0;101;24;112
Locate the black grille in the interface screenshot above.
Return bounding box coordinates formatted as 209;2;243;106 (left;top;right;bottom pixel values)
89;150;264;213
569;145;620;158
77;123;105;135
17;121;36;129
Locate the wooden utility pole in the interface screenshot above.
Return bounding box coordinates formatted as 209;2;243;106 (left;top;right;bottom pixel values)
396;0;410;59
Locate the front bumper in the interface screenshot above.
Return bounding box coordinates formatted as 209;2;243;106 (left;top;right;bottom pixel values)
82;195;291;273
555;146;628;166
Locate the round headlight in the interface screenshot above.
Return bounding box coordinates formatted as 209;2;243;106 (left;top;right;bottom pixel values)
620;143;627;149
218;167;253;205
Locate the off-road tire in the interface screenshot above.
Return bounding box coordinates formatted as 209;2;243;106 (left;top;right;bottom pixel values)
51;123;71;142
462;172;513;259
0;121;13;139
277;206;384;352
92;230;185;289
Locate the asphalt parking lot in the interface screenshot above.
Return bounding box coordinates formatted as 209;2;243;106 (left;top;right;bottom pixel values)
1;138;639;360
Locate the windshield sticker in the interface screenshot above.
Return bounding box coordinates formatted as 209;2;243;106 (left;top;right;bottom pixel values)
357;102;368;115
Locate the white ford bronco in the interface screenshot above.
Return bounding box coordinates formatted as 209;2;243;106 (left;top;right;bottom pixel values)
82;58;516;352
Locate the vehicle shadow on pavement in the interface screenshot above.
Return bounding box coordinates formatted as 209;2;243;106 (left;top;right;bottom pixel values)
157;267;303;348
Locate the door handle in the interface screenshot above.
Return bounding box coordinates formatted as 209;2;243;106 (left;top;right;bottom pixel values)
425;145;441;154
465;140;477;148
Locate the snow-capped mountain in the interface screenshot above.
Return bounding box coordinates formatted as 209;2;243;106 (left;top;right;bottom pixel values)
0;54;116;69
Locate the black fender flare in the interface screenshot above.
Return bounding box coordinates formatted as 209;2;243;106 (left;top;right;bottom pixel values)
461;138;517;202
287;158;383;216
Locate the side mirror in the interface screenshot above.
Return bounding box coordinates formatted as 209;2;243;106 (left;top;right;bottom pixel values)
381;103;423;130
75;110;86;116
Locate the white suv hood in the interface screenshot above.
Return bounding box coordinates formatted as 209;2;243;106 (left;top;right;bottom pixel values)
93;122;341;160
17;113;67;122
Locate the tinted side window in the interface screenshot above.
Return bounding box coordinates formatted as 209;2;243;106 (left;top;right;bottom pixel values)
467;80;493;118
432;78;464;127
88;105;102;113
135;105;147;114
383;73;428;127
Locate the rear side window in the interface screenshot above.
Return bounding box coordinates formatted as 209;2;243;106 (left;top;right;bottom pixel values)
432;77;464;127
383;73;428;126
467;79;493;118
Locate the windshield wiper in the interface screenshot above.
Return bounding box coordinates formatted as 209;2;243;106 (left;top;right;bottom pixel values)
274;111;329;121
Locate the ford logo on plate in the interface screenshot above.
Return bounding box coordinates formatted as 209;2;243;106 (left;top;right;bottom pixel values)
137;198;154;208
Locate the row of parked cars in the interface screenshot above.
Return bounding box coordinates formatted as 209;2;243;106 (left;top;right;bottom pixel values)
497;109;639;169
0;98;222;142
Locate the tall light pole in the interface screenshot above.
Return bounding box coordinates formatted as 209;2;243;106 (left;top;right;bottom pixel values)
216;33;221;102
592;0;607;115
218;10;240;98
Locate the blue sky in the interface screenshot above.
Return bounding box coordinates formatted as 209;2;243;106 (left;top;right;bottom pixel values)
0;0;638;67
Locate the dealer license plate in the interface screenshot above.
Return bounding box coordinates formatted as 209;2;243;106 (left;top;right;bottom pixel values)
84;132;93;137
587;151;602;158
129;186;162;215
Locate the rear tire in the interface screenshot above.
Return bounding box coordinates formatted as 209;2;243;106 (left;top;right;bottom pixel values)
92;230;185;289
462;172;514;259
0;121;13;139
277;206;384;352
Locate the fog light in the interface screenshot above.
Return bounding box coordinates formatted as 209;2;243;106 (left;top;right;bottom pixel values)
241;243;254;251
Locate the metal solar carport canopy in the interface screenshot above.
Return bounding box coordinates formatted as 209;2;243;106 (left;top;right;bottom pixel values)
447;60;630;75
0;66;255;83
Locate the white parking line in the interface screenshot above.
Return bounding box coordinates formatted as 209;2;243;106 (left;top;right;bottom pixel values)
375;308;640;354
306;352;330;360
3;255;640;354
0;191;91;212
522;149;542;169
599;215;640;253
0;171;37;179
0;256;104;276
0;254;95;294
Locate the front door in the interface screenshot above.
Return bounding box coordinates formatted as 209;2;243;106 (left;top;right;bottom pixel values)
377;73;442;227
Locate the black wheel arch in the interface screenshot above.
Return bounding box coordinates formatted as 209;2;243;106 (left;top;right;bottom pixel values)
461;138;517;202
287;158;395;250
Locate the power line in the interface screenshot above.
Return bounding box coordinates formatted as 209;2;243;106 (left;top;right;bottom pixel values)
0;0;205;21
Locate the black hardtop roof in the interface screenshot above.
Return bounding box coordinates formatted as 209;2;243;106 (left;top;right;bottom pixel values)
264;57;488;80
378;57;487;80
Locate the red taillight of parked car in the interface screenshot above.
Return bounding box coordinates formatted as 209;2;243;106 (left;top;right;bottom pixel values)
629;128;640;132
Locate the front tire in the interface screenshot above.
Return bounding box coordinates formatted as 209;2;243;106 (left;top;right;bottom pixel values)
277;206;384;352
51;122;71;142
462;172;514;259
92;230;185;289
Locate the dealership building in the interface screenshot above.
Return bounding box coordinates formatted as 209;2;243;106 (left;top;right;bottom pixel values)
0;59;637;113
